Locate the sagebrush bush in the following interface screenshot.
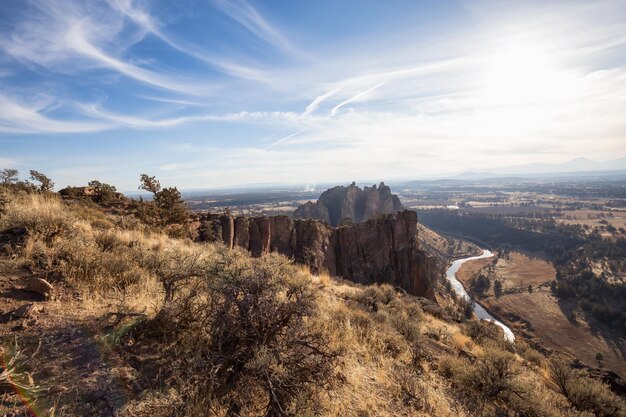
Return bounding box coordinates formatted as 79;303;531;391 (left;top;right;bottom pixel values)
56;233;145;292
548;356;626;417
354;283;397;309
463;320;508;349
516;341;544;367
143;243;215;302
136;252;340;417
462;347;520;400
439;345;546;416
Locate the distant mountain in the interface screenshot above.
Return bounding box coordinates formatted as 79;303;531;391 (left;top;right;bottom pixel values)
453;156;626;180
495;157;626;175
450;171;501;180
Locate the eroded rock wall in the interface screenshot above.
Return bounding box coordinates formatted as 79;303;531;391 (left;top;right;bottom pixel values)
197;210;438;299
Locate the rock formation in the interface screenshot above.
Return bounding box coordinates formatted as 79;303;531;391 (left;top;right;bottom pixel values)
293;182;404;226
197;210;439;299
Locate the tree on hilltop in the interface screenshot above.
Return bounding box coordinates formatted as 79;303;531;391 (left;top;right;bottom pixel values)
137;174;189;226
139;174;161;194
0;169;18;185
29;170;54;192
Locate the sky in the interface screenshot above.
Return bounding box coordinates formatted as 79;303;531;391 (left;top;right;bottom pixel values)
1;0;626;191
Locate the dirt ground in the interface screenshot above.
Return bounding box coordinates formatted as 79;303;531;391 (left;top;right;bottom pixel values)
497;252;555;289
488;290;626;378
457;252;626;379
455;257;491;283
0;273;135;416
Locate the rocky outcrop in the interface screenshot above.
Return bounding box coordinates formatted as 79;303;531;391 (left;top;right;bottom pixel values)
197;210;439;299
293;182;404;226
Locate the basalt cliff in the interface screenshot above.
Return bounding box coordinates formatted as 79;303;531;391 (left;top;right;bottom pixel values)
196;210;439;299
293;182;404;226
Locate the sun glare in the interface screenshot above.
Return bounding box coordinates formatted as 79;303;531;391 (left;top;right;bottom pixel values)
481;43;568;105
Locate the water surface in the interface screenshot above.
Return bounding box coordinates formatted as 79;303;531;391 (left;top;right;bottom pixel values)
446;250;515;342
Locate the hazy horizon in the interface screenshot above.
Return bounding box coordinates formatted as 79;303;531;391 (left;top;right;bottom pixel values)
2;0;626;190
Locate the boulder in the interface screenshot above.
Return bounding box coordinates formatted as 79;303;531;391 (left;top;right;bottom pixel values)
24;278;54;300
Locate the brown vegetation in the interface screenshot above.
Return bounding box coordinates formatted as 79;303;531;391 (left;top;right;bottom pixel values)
0;187;624;416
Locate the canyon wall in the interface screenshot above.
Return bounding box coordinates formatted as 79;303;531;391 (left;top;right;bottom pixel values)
197;210;439;299
293;182;404;226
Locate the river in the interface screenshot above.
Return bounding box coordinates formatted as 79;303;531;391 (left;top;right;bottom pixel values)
446;250;515;342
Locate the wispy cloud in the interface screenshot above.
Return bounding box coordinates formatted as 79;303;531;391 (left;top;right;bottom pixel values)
81;104;302;129
303;88;340;116
210;0;302;57
0;158;19;168
329;81;388;116
159;163;179;171
106;0;271;82
65;22;208;94
265;128;308;149
1;0;213;94
0;94;109;134
138;95;207;107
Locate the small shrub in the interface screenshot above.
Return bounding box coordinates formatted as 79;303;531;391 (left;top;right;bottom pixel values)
56;232;146;292
144;244;209;302
438;355;465;379
390;315;421;345
354;283;397;309
464;320;501;344
493;279;503;298
517;341;544;367
459;347;520;400
393;366;430;410
548;356;626;417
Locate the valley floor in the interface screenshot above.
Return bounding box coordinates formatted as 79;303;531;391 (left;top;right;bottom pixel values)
456;252;626;379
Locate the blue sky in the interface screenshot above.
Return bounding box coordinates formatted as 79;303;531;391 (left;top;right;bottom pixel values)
1;0;625;191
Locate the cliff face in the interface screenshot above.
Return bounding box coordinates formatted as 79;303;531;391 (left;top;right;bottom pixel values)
293;182;404;226
197;210;438;299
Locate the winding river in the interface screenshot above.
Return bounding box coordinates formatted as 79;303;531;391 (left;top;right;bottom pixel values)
446;250;515;342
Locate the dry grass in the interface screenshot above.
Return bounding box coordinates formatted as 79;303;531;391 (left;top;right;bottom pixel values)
0;193;71;242
2;190;623;417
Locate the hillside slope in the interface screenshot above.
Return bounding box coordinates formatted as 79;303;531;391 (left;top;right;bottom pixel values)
0;191;624;417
